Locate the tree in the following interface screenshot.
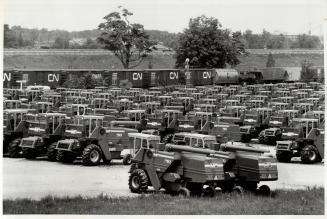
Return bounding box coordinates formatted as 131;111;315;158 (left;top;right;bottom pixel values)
52;37;69;49
300;59;317;82
97;7;156;69
4;24;18;48
175;15;246;68
266;53;275;67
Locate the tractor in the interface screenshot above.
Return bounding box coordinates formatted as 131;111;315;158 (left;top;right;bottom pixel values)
19;113;66;160
55;115;144;165
258;127;282;145
276;118;324;163
3;109;30;157
128;143;277;196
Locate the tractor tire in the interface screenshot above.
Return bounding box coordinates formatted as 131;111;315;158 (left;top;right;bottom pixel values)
162;134;174;144
232;186;245;195
300;145;320;164
22;148;37;159
258;185;271;196
122;154;132;165
203;186;216;197
186;183;203;197
128;169;148;193
82;144;102;166
240;134;251;143
178;187;190;197
56;150;76;163
276;151;292;163
258;135;265;144
46;142;57;162
8;138;21;158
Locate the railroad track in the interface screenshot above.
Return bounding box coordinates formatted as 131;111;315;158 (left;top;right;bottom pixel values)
3;49;324;56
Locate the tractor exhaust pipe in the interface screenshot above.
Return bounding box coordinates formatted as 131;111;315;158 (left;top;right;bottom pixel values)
221;144;269;153
165;144;230;158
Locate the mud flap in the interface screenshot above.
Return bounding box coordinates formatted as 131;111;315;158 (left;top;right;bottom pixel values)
145;164;161;191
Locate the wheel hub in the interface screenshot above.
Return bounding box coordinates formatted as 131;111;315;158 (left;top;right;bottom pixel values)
131;176;140;188
90;150;100;162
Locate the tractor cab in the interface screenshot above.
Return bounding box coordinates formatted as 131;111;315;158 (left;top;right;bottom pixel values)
279;96;295;104
138;94;154;103
268;102;289;111
158;95;172;106
233;94;249;104
171;132;218;150
26;113;66;136
281;118;319;140
304;111;325;125
64;115;104;138
139;102;161;115
120;110;146;122
109;88;123;97
61;104;90;117
64;96;88;105
3;109;29;134
27;90;42;102
115;99;134;112
31;101;54;113
194;104;217;113
148;91;162;97
96;92;112;100
293;102;314;115
246;99;265;109
4;100;23;110
128;133;161;155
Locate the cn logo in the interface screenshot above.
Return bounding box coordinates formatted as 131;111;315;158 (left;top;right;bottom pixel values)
169;72;178;79
203;71;211;79
3;73;11;81
132;73;142;80
48;74;60;82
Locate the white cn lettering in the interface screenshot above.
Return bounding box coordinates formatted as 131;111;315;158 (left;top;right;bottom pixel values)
203;71;211;79
3;73;11;81
169;72;178;79
48;74;59;82
132;73;142;80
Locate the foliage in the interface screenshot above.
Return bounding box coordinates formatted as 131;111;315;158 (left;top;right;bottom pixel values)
52;37;70;49
266;53;275;67
3;187;324;214
62;73;106;89
97;7;156;68
291;34;322;49
300;59;317;82
175;15;246;68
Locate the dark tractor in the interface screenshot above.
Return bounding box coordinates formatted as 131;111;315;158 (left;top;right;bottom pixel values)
128;142;278;196
19;113;66;160
3;109;30;158
258;128;282;145
276;118;324;164
55;115;140;165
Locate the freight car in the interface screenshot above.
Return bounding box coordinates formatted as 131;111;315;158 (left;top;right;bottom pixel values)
3;67;291;89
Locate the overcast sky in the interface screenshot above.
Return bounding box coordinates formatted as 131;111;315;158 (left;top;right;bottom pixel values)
3;0;326;35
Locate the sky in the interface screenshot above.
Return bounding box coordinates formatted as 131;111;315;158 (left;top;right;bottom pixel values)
2;0;327;35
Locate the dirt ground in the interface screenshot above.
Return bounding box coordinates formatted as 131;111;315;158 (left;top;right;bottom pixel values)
2;149;324;200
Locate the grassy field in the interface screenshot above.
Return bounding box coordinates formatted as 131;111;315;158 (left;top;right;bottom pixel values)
4;52;323;70
3;187;324;215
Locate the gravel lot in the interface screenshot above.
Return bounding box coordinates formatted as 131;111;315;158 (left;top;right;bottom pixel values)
3;150;324;200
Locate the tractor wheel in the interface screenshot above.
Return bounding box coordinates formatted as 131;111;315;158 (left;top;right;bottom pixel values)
178;187;190;197
203;186;216;197
258;185;271;196
46;142;57;161
300;145;320;164
122;154;132;165
8;138;21;158
276;151;292;163
186;183;203;197
82;144;102;166
162;134;174;144
56;150;76;163
128;169;148;193
240;134;250;143
22;148;37;159
258;135;265;144
232;186;245;195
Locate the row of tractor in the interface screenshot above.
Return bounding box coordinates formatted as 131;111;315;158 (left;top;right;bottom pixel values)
3;81;324;168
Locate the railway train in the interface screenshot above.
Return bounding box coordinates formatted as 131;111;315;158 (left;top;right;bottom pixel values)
2;66;320;89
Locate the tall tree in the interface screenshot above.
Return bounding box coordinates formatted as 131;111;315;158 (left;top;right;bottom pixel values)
175;15;246;68
300;59;317;82
266;53;275;67
97;7;156;69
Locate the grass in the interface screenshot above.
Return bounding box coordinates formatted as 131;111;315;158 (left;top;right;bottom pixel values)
3;187;324;215
4;52;323;70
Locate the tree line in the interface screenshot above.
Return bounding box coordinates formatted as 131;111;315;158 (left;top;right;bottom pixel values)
4;24;322;50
